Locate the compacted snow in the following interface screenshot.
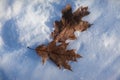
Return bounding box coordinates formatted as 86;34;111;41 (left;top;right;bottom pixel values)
0;0;120;80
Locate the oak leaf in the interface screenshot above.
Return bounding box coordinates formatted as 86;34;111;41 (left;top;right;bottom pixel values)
51;4;91;42
36;41;81;71
34;4;91;71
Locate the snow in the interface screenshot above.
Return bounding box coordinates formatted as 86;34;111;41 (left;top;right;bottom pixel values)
0;0;120;80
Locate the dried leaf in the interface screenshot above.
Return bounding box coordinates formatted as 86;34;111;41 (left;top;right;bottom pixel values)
35;4;91;71
52;4;91;42
36;41;81;71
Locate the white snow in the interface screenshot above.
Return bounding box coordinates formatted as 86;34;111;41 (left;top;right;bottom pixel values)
0;0;120;80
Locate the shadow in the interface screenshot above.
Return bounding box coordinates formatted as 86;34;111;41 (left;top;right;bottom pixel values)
25;48;40;61
117;76;120;80
45;0;76;31
0;69;8;80
7;0;14;6
1;18;21;51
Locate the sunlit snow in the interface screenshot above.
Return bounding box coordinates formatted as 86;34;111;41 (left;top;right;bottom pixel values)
0;0;120;80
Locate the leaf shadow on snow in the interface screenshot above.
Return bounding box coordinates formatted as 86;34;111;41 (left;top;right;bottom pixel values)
45;0;76;32
1;18;21;51
25;48;40;61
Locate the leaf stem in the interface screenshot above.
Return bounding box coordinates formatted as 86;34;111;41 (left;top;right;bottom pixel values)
27;47;35;50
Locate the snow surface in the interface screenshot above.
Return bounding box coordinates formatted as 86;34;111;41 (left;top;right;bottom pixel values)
0;0;120;80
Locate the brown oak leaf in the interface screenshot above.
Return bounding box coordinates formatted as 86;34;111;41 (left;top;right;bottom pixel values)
33;4;91;71
51;4;91;42
36;41;81;71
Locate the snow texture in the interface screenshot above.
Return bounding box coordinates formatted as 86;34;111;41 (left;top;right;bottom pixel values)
0;0;120;80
